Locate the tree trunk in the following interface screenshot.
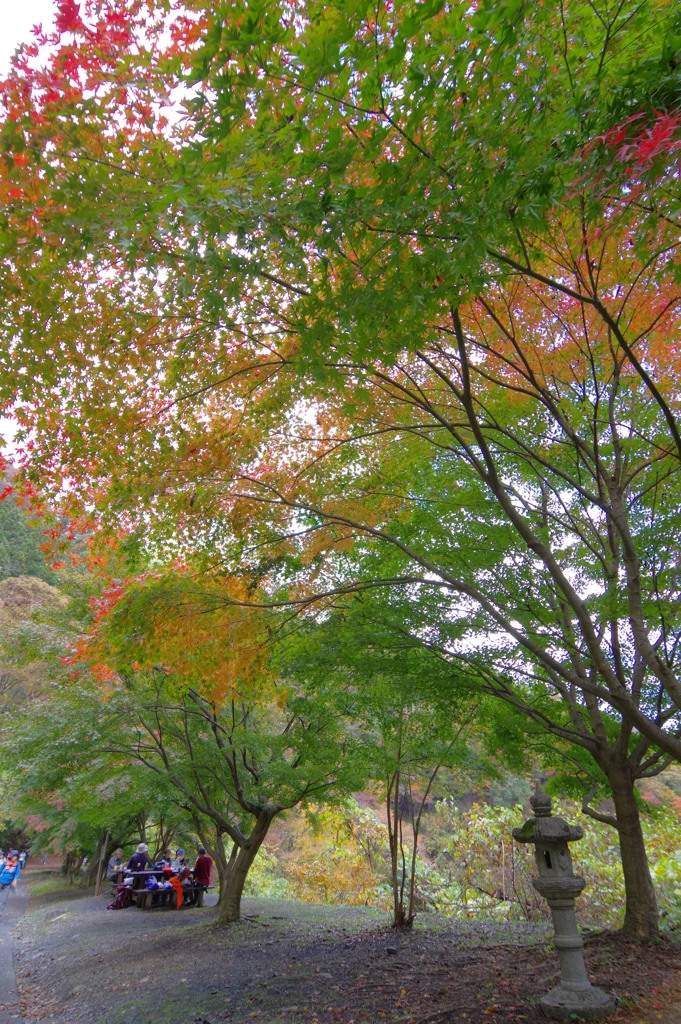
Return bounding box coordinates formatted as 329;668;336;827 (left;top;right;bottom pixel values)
215;835;238;906
151;817;175;863
406;827;420;926
387;774;412;928
194;818;237;907
387;771;407;927
137;814;147;846
607;767;659;938
67;854;84;884
210;832;227;903
218;811;274;924
85;836;106;887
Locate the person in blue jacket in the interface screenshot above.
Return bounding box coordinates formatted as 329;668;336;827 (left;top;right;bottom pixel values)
0;851;21;917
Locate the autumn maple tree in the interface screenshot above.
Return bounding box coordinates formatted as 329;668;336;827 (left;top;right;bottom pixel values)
179;0;681;938
82;575;365;922
2;0;681;943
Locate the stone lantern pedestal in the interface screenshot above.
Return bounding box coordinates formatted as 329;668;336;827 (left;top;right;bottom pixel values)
512;785;614;1020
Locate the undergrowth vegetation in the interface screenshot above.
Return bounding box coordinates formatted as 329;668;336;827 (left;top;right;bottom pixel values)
245;796;681;930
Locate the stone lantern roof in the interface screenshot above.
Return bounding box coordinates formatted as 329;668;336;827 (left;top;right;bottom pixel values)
512;783;583;845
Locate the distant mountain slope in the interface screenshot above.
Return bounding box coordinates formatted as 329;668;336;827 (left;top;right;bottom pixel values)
0;574;68;710
0;574;66;620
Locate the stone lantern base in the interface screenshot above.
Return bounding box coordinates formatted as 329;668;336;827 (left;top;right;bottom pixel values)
541;980;614;1020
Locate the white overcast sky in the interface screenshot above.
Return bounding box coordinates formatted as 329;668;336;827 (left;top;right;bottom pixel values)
1;0;56;75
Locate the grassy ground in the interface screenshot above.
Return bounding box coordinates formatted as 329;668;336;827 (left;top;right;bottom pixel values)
12;870;681;1024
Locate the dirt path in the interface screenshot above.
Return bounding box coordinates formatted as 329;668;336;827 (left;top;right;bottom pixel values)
13;873;681;1024
0;879;28;1023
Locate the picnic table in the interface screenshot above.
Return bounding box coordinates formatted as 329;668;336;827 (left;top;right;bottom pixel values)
126;869;166;890
123;871;212;909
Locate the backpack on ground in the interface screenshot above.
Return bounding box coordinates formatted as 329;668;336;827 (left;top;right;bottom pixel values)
107;884;132;910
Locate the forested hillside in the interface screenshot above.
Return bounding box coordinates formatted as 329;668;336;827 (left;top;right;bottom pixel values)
0;469;53;584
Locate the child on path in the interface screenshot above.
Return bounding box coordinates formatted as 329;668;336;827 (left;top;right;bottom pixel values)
0;851;21;917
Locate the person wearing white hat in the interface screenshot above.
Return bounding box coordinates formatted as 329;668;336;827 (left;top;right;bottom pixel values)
126;843;151;874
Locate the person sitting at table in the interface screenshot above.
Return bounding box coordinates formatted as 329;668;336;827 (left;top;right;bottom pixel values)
127;843;151;873
106;848;125;882
171;848;187;874
193;847;213;889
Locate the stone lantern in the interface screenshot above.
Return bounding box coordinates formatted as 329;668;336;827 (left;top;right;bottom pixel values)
512;784;614;1020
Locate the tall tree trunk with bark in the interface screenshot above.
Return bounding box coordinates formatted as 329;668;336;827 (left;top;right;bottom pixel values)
193;817;238;908
204;830;227;903
607;766;659;938
85;835;106;887
215;836;238;906
67;853;84;884
218;811;274;924
387;770;410;928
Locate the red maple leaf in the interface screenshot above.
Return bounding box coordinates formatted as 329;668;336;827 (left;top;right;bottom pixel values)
55;0;82;34
627;114;681;167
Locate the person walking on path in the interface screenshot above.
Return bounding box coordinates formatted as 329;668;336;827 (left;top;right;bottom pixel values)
0;851;21;918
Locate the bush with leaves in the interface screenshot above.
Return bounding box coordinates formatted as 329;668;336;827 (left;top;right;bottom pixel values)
243;845;291;900
264;801;392;909
436;800;681;930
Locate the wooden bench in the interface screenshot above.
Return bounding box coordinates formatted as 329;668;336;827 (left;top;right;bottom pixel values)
135;884;211;909
135;887;177;910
